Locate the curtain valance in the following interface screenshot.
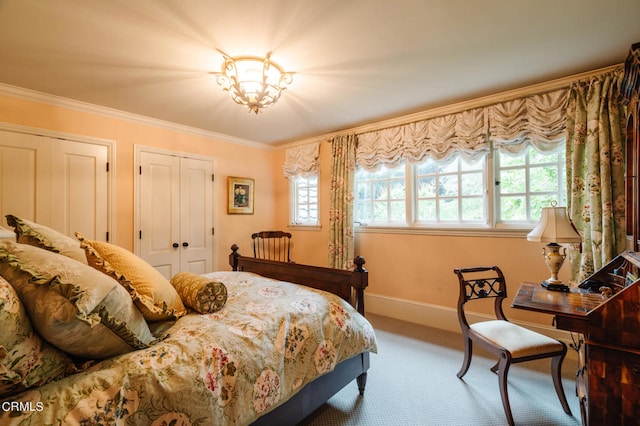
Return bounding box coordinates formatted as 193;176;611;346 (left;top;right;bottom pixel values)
355;87;570;170
356;108;488;170
282;142;320;179
489;88;568;155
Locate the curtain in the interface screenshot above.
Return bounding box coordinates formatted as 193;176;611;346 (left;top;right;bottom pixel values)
566;68;627;283
489;88;568;154
282;142;320;179
328;134;357;269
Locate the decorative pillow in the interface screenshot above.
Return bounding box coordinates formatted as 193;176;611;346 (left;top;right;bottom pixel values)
170;272;227;314
0;276;74;396
5;215;87;264
0;240;156;359
75;233;187;321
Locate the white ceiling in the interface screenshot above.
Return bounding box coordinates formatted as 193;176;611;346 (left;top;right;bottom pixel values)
1;0;639;146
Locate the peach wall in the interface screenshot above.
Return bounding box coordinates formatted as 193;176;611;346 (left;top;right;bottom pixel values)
0;93;277;270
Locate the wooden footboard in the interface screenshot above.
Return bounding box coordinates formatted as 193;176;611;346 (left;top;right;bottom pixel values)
229;244;368;315
228;245;372;425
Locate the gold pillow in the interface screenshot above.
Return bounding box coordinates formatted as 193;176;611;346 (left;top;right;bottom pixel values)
170;272;227;314
5;214;87;264
75;232;187;321
0;241;156;359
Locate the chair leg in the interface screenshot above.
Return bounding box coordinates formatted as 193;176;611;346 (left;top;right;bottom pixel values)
457;337;473;378
551;353;572;415
497;354;515;426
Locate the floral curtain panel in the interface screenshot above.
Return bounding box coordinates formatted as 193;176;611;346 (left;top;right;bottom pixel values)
566;68;627;283
328;135;356;270
282;142;320;180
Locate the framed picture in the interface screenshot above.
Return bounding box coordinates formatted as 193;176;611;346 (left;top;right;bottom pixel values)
228;176;254;214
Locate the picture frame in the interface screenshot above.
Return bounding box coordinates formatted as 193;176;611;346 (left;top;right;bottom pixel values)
228;176;254;214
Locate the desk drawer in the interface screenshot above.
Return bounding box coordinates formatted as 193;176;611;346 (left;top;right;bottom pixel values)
587;343;640;425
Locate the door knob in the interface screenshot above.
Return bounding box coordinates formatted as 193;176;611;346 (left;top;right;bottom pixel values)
182;242;189;247
172;243;179;248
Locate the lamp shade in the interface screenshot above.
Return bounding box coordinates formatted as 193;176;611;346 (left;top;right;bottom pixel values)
527;205;581;243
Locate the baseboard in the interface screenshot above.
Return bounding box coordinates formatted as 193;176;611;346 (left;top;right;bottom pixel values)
365;292;579;361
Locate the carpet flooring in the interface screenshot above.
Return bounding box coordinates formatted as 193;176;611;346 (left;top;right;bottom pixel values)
300;314;582;426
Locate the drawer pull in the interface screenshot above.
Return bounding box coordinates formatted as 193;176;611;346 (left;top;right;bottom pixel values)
633;365;640;376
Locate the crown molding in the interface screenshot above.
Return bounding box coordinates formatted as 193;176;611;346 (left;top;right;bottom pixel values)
0;83;273;151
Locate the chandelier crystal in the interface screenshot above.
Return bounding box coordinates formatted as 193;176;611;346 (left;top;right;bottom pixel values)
214;52;293;114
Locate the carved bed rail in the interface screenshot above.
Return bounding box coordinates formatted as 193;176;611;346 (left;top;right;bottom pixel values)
229;244;368;315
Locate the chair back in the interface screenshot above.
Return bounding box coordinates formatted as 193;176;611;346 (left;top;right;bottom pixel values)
251;231;292;262
453;266;508;329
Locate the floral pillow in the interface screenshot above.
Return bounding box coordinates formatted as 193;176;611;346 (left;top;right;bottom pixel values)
5;215;87;264
0;240;157;359
0;275;74;396
75;233;187;321
170;272;227;314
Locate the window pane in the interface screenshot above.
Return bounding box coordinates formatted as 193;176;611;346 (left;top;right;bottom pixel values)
499;152;525;167
439;175;459;196
293;175;319;225
439;198;459;220
529;166;558;193
417;176;436;197
500;169;526;194
355;164;407;224
501;195;526;221
461;197;484;220
461;172;483;196
417;199;436;220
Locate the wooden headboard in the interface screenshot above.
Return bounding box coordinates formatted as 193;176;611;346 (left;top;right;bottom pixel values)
228;244;368;315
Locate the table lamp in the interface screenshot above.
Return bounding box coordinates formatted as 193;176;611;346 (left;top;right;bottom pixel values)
527;202;582;291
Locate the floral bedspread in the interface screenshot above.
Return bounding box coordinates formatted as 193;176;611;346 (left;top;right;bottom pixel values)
0;271;377;425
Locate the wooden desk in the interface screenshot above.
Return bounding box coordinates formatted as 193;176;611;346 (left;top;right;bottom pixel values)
512;277;640;426
511;282;605;334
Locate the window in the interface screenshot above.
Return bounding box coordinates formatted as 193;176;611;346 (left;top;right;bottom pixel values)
415;156;486;223
496;146;566;224
291;175;319;225
355;165;406;224
354;146;566;229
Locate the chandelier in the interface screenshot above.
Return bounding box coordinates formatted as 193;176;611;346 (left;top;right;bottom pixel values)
214;52;293;114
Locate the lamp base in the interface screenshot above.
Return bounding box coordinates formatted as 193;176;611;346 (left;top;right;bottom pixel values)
541;281;570;292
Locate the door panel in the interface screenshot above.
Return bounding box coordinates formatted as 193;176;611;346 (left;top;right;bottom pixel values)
180;157;213;275
140;151;181;278
0;130;51;226
51;140;108;240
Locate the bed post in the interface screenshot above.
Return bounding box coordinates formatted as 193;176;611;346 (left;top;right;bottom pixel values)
351;256;368;316
229;244;240;271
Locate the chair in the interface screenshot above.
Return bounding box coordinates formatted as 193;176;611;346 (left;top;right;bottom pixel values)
453;266;571;426
251;231;292;262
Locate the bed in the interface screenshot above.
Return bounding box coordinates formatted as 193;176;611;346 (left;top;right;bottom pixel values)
0;221;376;426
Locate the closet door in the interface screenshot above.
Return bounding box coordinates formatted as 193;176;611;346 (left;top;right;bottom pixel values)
138;150;214;279
0;129;109;240
179;157;213;275
0;130;51;225
51;140;109;240
139;151;181;278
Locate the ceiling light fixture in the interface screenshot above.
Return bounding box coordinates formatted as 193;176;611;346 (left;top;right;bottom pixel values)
213;52;293;114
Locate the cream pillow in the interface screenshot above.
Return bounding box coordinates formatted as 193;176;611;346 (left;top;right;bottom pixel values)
0;240;156;359
0;275;74;396
5;214;87;264
75;233;187;321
